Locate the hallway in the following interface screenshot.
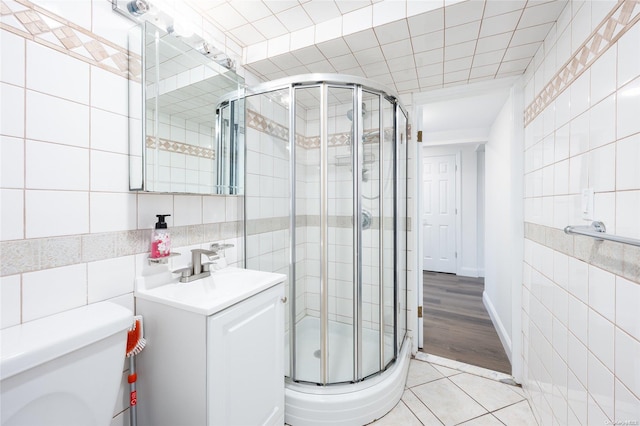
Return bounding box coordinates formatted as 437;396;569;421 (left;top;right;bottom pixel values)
422;271;511;374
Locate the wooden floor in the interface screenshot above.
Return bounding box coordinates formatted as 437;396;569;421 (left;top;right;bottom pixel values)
421;271;512;374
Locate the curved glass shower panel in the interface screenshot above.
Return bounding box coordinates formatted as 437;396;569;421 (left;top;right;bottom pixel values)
241;75;408;388
242;88;292;375
326;85;355;383
292;85;322;383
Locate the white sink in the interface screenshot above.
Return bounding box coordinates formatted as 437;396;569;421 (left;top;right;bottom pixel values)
135;267;286;316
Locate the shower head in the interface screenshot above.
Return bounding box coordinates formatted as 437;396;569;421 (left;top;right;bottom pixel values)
347;102;367;121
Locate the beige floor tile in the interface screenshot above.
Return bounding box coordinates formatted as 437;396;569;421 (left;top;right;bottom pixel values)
401;389;444;425
405;359;445;388
431;363;462;377
492;400;538;425
412;378;488;425
458;414;505;425
450;373;525;412
369;401;423;426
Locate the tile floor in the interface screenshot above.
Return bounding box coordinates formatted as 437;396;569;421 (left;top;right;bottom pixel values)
371;354;537;425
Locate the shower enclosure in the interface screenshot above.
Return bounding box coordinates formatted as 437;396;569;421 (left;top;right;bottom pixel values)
240;74;409;425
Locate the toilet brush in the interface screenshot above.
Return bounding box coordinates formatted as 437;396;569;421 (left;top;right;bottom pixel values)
126;316;146;426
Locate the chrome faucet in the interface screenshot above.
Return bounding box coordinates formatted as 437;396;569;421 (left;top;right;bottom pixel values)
172;244;234;283
173;248;218;283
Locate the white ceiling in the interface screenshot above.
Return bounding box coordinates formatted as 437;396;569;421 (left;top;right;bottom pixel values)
185;0;569;95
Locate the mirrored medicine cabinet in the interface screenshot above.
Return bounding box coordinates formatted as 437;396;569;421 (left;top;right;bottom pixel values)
128;20;245;195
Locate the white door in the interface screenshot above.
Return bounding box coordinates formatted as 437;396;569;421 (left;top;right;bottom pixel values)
422;154;456;273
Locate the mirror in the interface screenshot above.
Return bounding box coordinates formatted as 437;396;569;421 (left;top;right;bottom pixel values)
128;21;244;195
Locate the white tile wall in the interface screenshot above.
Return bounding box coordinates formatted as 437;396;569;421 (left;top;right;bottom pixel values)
22;264;87;322
523;2;640;423
0;275;21;328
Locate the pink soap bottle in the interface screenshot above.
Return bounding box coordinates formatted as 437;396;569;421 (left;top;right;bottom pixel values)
150;214;171;258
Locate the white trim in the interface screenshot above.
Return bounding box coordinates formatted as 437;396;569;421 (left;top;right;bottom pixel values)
455;151;462;275
482;291;512;363
458;267;479;278
412;76;519;105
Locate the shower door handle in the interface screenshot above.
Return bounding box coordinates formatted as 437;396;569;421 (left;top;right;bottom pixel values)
281;296;288;303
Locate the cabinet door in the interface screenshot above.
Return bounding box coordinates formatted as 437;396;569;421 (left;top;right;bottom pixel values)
207;284;285;426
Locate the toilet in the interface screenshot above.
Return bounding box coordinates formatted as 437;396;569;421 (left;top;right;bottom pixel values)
1;301;133;426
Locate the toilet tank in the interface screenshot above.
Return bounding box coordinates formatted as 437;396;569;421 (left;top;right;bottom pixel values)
1;302;133;426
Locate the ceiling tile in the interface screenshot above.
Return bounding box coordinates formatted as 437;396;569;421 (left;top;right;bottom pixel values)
444;56;472;73
414;48;443;67
372;72;394;86
510;22;553;46
470;63;499;78
336;1;372;14
419;75;443;89
250;59;282;75
229;24;266;46
263;0;299;14
229;1;273;22
316;38;351;58
498;57;531;73
412;30;444;53
444;40;475;60
277;6;314;32
479;10;521;37
374;19;410;45
380;39;413;60
387;54;416;72
475;32;513;54
363;60;390;77
395;79;420;93
392;67;418;83
354;46;386;65
407;8;444;37
253;15;289;39
315;17;342;43
344;29;379;52
445;20;481;45
407;0;443;16
444;69;469;83
342;5;373;35
306;59;337;73
472;49;505;67
302;1;342;24
373;0;407;27
291;45;326;64
340;66;366;78
483;0;526;18
417;63;443;78
270;52;303;69
290;26;315;50
444;0;485;27
518;1;568;29
208;3;248;30
329;53;360;71
503;42;540;62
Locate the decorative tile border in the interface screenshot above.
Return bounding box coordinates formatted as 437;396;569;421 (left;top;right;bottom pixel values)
145;136;215;160
524;0;640;126
0;221;243;277
247;108;394;149
524;222;640;284
0;0;141;80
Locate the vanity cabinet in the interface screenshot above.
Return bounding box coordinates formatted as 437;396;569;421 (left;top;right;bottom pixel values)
136;280;285;426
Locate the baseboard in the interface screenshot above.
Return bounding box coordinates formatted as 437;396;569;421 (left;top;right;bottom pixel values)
458;267;479;278
482;291;512;363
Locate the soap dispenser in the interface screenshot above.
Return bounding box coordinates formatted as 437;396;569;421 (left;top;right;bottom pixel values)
150;214;171;259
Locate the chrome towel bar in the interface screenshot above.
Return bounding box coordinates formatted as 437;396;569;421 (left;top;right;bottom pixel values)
564;221;640;248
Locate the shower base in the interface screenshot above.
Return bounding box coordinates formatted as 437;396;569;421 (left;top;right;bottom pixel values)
284;316;411;426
